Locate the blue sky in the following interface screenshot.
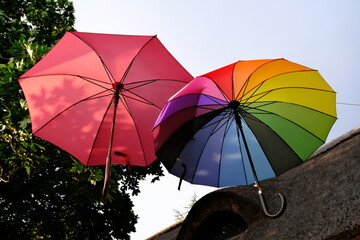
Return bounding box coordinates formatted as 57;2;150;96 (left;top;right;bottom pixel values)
73;1;360;239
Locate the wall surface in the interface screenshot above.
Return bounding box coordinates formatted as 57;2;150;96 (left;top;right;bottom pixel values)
176;127;360;240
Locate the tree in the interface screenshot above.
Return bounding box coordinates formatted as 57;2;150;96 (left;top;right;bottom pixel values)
0;0;74;64
173;192;198;221
0;1;163;239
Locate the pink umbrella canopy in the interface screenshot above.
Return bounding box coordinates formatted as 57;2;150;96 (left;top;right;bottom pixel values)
18;32;193;195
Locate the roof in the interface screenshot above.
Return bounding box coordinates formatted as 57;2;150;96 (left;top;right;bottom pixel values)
148;126;360;240
146;219;183;240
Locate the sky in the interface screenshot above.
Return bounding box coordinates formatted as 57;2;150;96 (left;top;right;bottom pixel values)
72;1;360;239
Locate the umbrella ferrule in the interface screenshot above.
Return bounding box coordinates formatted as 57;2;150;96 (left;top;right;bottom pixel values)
228;100;240;110
113;82;124;107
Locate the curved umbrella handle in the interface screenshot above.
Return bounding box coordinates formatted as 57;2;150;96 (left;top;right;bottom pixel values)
258;189;286;218
233;108;286;218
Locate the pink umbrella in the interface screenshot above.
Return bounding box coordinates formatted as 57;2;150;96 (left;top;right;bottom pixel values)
18;31;193;196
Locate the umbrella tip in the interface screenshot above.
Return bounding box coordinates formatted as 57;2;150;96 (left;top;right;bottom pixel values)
113;82;124;91
228;100;240;110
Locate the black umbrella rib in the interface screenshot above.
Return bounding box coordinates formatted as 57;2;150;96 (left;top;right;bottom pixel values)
242;102;334;144
118;36;156;85
240;113;287;178
117;89;154;164
124;78;190;92
120;78;192;108
241;86;335;108
122;79;225;110
71;32;116;84
124;79;157;91
240;111;305;176
231;116;250;185
33;89;113;135
82;92;114;101
205;75;231;102
202;94;229;107
78;75;113;90
117;93;151;166
193;108;231;133
87;95;114;166
122;91;159;109
236;59;280;100
240;82;266;106
208;110;235;136
216;115;233;187
20;73;111;89
242;101;337;129
189;110;227;185
236;63;317;101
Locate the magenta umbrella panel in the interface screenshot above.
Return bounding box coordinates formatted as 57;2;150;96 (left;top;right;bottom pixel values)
18;32;193;196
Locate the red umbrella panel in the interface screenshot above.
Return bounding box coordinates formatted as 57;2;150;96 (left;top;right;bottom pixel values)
18;32;193;195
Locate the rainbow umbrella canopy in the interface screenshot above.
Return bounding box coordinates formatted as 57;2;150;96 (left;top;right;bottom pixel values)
153;58;337;217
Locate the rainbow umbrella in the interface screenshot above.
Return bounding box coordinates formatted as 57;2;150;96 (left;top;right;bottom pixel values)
153;58;337;217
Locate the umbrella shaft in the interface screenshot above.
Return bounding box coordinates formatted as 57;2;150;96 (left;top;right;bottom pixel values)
234;111;260;187
107;88;121;163
103;90;121;197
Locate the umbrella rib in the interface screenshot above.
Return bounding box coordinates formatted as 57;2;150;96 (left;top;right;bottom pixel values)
210;112;233;136
125;79;157;91
101;61;117;85
240;82;265;106
117;91;150;166
199;110;232;133
238;113;279;183
237;59;281;100
216;113;249;187
240;112;304;174
124;78;194;108
202;94;229;107
155;94;228;127
234;116;250;185
70;32;116;84
119;36;157;84
241;86;335;108
20;74;112;90
242;103;333;144
33;89;113;135
237;64;318;100
78;75;113;90
242;101;337;133
123;89;160;109
125;78;190;90
216;115;232;187
87;96;114;166
189;112;227;185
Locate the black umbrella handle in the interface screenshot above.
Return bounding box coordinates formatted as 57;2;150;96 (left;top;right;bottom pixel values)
232;106;286;218
178;163;187;191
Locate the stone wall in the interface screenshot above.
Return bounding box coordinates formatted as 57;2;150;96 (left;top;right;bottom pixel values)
176;127;360;240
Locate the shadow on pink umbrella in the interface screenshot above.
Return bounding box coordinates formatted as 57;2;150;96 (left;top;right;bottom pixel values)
18;31;193;197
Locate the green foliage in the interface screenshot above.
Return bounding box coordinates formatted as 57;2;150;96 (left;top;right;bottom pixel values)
0;0;75;64
173;192;198;221
0;1;163;239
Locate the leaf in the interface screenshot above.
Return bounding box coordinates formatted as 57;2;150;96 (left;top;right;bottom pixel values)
19;98;28;110
24;165;31;176
19;116;30;129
